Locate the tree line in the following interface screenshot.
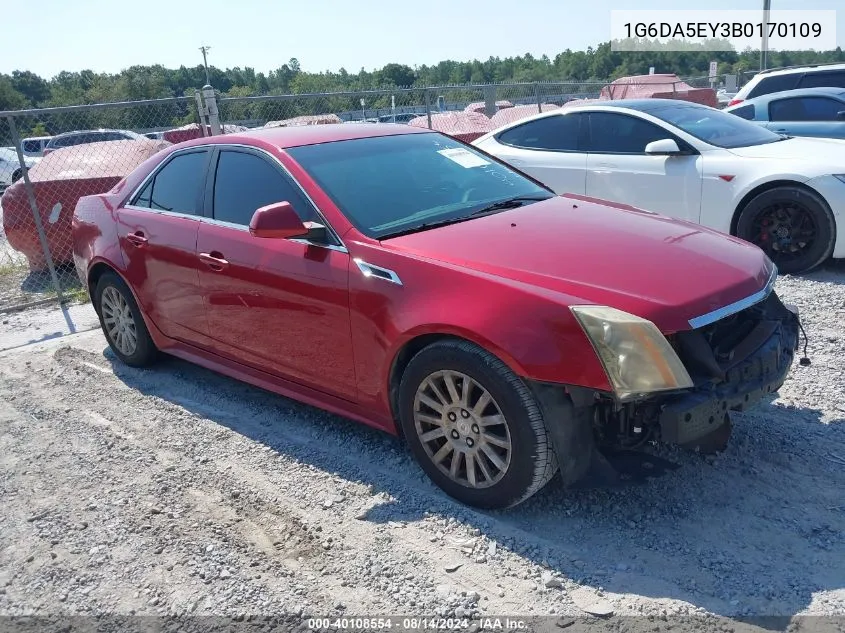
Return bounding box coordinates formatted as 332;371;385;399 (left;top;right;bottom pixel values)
1;41;843;141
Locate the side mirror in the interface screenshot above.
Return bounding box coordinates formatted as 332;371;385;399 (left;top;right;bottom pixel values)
249;201;309;239
645;138;684;155
836;110;845;121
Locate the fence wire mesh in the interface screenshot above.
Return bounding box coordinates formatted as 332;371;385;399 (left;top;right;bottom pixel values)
0;97;196;314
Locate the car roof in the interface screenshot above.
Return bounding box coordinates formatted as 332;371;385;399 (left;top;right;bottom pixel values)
177;122;433;150
740;86;845;102
562;98;711;113
755;62;845;76
53;129;134;137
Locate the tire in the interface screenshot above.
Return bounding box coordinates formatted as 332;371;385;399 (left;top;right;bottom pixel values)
11;168;22;183
397;339;559;509
94;271;158;368
736;185;836;274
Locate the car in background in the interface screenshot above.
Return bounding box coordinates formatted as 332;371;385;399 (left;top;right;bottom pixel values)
724;87;845;139
43;129;148;155
21;135;53;158
0;147;37;192
73;124;801;509
378;113;425;123
729;62;845;106
472;99;845;274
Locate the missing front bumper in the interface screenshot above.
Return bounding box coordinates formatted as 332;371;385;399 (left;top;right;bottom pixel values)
652;292;800;452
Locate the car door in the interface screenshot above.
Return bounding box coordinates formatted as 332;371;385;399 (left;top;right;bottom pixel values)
480;112;588;194
195;146;357;401
764;95;845;139
118;147;214;347
584;111;703;223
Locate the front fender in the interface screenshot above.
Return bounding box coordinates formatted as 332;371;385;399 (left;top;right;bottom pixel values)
346;246;611;416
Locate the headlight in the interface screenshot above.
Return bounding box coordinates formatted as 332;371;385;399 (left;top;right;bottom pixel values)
571;305;694;401
833;174;845;184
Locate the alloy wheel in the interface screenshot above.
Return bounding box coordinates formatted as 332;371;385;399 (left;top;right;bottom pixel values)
413;370;512;489
752;202;818;262
100;286;138;357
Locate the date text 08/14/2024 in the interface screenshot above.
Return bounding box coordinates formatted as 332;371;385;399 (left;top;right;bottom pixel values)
306;617;530;630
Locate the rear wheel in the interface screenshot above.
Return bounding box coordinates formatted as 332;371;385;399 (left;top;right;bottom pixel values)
736;186;835;274
94;272;158;367
397;339;558;509
11;168;22;183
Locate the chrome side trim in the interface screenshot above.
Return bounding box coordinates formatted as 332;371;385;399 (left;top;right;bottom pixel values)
353;258;402;285
687;264;778;329
123;205;349;253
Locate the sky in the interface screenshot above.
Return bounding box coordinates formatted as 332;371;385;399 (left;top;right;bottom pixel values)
3;0;844;78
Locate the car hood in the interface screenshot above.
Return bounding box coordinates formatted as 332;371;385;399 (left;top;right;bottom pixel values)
381;194;773;333
727;136;845;163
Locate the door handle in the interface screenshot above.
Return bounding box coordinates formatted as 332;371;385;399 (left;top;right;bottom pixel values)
126;232;148;247
199;251;229;271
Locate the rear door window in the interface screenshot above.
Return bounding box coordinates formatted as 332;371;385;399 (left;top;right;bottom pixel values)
747;73;801;99
132;150;209;216
496;113;586;151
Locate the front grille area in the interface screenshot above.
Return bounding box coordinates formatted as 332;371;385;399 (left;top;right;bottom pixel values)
669;291;797;385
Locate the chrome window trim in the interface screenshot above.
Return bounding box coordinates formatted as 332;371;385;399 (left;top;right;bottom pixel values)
124;142;349;254
353;258;402;285
122;207;350;254
687;264;778;329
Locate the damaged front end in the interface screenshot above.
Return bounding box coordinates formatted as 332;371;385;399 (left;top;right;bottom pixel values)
595;289;801;455
529;277;803;490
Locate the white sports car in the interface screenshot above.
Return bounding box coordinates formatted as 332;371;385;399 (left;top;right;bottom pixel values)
472;99;845;274
0;147;37;192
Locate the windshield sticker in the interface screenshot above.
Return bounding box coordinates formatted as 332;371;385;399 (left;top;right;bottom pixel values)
437;148;490;168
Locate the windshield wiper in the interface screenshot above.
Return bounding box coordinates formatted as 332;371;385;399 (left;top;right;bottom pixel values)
378;194;552;240
470;194;553;216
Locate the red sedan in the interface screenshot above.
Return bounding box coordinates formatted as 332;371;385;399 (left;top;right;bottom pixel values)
72;124;802;509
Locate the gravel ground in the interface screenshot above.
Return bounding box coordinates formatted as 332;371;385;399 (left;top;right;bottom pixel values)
0;263;843;632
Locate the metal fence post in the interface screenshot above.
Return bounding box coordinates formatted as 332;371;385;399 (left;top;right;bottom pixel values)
195;90;209;136
424;90;433;129
202;84;222;135
482;85;497;117
6;116;65;304
533;82;542;113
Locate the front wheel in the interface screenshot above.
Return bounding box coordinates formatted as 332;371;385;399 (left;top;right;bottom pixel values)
95;271;158;367
397;339;559;509
736;186;836;274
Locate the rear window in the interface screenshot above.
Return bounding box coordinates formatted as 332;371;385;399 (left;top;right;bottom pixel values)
747;73;801;99
728;104;755;120
798;71;845;89
22;139;42;153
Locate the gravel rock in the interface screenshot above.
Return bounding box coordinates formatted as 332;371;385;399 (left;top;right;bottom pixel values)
0;265;843;619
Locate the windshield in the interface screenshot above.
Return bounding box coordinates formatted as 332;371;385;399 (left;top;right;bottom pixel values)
645;103;785;149
287;132;553;239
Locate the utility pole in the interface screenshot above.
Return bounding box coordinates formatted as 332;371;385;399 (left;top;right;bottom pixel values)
760;0;771;71
199;45;212;85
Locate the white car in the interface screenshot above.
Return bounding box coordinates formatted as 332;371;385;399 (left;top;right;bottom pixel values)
472;99;845;274
0;147;37;191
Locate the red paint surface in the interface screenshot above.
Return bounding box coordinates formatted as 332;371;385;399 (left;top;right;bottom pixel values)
73;124;772;434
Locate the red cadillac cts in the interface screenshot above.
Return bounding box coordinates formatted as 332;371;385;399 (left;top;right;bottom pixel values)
72;123;802;509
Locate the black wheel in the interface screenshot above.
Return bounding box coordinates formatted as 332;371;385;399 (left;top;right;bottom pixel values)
11;168;22;183
397;339;559;509
736;186;835;274
94;271;158;367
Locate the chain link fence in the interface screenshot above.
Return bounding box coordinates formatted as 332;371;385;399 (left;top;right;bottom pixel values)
0;75;714;327
0;97;198;316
